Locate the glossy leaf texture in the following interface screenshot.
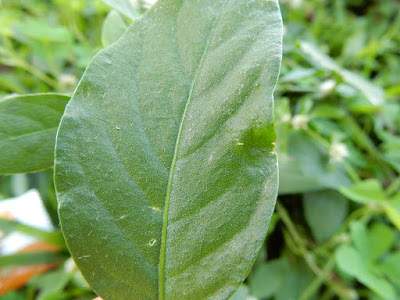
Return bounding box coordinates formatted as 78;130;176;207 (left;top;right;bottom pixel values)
0;93;70;175
55;0;282;299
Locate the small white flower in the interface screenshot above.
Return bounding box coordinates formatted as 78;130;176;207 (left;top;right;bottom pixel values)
141;0;157;8
282;25;287;37
291;0;303;9
64;257;77;273
59;74;77;88
329;143;349;163
281;113;291;123
291;114;309;130
320;79;336;97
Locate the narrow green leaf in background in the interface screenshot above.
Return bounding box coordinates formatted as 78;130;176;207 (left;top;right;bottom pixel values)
300;41;385;106
340;180;400;231
0;218;65;248
101;0;138;19
383;202;400;231
55;0;282;299
101;10;128;48
0;252;64;268
339;179;386;204
12;19;74;43
0;93;70;175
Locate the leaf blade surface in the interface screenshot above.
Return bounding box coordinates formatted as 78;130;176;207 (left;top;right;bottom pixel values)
55;1;282;299
0;93;69;174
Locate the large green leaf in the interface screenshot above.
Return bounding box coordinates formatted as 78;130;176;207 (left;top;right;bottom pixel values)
55;0;282;299
0;93;70;174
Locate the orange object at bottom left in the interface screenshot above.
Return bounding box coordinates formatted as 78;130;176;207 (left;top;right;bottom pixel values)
0;242;61;296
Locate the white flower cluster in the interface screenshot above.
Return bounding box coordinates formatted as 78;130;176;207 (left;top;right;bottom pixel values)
329;143;349;163
291;114;309;130
131;0;157;9
59;74;77;88
320;79;336;97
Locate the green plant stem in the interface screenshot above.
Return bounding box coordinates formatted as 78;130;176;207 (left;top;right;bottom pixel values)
1;37;60;90
342;115;395;178
343;161;361;183
315;207;368;256
277;202;356;300
387;176;400;197
14;58;60;89
276;202;308;252
319;288;335;300
300;256;357;300
68;13;91;47
304;127;330;148
299;257;335;300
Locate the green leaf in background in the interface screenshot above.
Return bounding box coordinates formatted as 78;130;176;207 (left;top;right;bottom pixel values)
383;202;400;231
278;132;351;194
101;10;128;48
339;179;386;204
101;0;138;19
0;218;65;248
0;93;70;175
229;285;249;300
12;19;73;43
336;221;397;300
340;180;400;231
349;221;370;261
378;251;400;285
366;222;394;262
0;291;25;300
274;258;314;300
0;252;64;268
300;41;385;106
28;268;70;300
303;190;348;242
249;257;288;299
336;244;396;300
55;0;282;299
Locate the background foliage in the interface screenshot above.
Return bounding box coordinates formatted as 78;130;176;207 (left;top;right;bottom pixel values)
0;0;399;299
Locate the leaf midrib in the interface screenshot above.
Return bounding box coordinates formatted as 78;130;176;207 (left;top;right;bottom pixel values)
158;1;228;299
